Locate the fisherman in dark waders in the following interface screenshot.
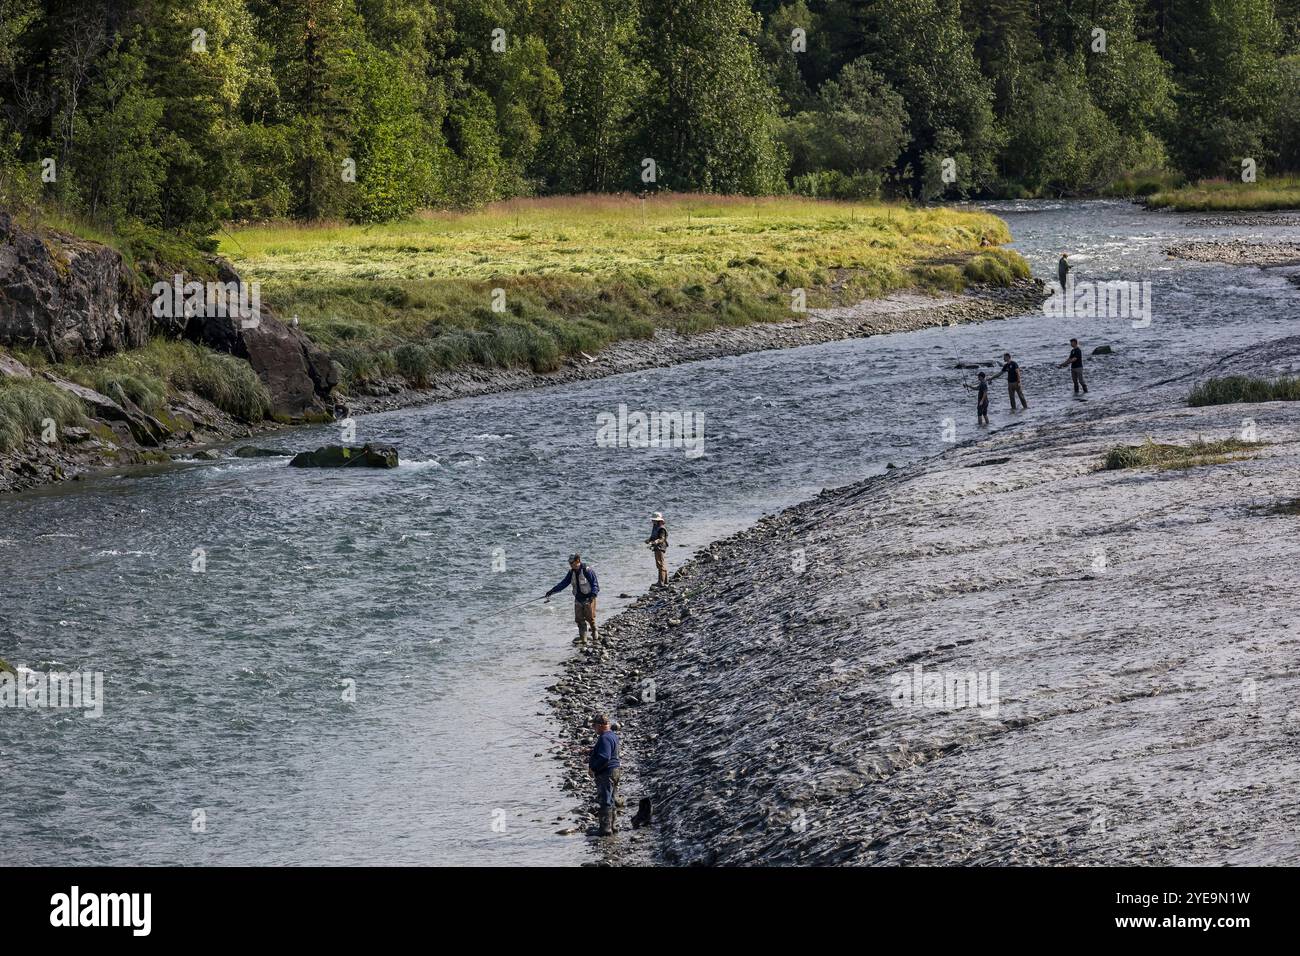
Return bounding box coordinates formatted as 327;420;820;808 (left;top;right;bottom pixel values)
1058;252;1071;292
587;713;622;836
545;553;600;642
963;371;990;426
1058;338;1088;395
646;512;669;588
990;352;1028;411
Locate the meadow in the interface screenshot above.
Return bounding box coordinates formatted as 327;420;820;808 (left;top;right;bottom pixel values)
1145;176;1300;212
220;193;1025;389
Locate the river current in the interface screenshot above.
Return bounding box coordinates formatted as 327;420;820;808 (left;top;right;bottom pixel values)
1;201;1296;864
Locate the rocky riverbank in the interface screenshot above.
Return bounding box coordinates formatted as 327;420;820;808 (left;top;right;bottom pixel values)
347;280;1045;415
551;334;1300;865
1166;239;1300;268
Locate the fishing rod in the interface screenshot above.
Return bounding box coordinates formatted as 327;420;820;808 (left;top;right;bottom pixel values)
465;705;587;751
481;594;551;619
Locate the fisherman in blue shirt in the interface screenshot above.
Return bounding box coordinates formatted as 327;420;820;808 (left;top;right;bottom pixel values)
544;553;600;642
587;713;622;837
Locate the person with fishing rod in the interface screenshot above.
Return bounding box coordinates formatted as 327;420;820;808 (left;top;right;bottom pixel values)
587;713;622;837
544;552;600;642
646;512;669;588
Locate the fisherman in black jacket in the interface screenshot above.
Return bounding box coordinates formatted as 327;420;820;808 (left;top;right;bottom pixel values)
1057;338;1088;395
990;352;1029;411
545;553;600;642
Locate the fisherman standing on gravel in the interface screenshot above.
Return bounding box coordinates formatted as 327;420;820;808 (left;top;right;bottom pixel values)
1057;338;1088;395
587;713;622;837
1058;252;1071;292
990;352;1029;411
545;553;600;642
646;512;669;588
963;371;991;426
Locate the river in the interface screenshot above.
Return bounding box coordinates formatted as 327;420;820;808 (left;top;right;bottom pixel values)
1;200;1296;864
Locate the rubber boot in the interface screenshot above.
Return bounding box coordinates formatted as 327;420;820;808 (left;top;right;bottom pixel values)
598;809;613;837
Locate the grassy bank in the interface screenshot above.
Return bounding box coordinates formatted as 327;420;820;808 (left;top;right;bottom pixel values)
0;375;86;452
1189;375;1300;406
4;338;272;439
1145;176;1300;212
221;194;1025;390
1101;437;1260;471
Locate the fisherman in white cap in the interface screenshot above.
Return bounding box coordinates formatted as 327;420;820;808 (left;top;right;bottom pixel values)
645;512;669;588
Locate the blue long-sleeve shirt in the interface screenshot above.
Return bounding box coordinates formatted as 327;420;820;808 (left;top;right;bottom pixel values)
588;730;621;773
547;564;599;600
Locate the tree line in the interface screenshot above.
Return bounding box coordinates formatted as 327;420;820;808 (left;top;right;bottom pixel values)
1;0;1297;237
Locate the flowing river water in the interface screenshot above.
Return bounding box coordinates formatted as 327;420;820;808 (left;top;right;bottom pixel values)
1;201;1297;865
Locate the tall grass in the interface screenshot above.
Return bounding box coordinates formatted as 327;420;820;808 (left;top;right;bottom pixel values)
0;376;86;451
1145;176;1300;212
1188;376;1300;407
61;339;272;422
222;193;1024;388
1102;437;1260;471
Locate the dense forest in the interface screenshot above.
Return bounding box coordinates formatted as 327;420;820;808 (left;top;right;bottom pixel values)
2;0;1299;238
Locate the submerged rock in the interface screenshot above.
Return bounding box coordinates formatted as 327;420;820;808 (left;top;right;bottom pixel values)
233;446;288;458
1092;345;1113;355
289;443;399;469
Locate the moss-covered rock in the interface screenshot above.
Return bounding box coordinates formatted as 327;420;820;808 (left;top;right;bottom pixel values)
289;443;399;469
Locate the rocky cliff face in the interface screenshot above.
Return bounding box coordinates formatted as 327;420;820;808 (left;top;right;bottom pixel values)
0;211;149;358
0;211;336;418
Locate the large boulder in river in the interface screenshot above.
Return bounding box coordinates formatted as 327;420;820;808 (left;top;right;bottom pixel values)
289;443;399;469
0;211;150;359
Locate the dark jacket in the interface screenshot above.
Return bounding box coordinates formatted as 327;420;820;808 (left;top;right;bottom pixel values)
588;730;621;773
1058;257;1071;286
547;564;599;600
647;524;668;550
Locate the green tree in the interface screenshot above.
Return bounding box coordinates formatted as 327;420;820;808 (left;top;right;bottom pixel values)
640;0;787;194
1164;0;1282;177
539;0;647;192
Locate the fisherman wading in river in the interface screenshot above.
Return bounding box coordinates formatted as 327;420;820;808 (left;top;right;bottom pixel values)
1058;338;1088;395
963;371;991;426
545;553;600;642
587;713;622;837
990;352;1028;411
646;512;669;588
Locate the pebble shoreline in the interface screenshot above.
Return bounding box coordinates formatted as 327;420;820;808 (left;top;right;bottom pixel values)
347;281;1046;415
550;332;1300;865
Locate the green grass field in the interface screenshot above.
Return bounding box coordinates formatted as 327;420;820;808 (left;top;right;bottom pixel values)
220;193;1025;390
1145;176;1300;212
